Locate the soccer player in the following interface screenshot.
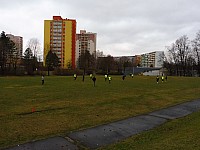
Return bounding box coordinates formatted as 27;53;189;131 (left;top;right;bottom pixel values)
161;75;164;83
105;74;108;81
156;75;159;84
92;76;96;87
42;75;44;85
74;74;77;80
108;76;112;84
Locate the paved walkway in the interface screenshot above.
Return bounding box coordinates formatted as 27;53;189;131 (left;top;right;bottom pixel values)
4;99;200;150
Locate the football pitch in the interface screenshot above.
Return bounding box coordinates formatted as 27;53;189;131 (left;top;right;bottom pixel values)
0;75;200;149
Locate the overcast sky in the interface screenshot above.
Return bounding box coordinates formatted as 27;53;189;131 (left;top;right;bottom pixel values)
1;0;200;56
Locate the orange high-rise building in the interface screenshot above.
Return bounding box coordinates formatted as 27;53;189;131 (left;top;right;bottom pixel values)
44;16;76;69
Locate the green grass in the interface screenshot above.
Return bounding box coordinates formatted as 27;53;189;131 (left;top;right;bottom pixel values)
0;75;200;149
102;111;200;150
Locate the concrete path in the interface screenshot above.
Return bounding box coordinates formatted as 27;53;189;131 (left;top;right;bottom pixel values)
68;115;166;149
4;98;200;150
5;137;78;150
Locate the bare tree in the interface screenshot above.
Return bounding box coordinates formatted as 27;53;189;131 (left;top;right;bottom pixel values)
27;38;41;59
167;43;179;75
168;35;191;76
192;30;200;76
119;56;132;73
96;55;115;74
177;35;191;76
96;50;105;58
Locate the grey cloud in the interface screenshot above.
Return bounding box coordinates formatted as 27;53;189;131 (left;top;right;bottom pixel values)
1;0;200;56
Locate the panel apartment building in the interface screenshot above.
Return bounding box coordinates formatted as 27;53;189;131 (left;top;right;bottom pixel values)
141;51;164;68
6;34;23;58
76;30;97;68
44;16;76;69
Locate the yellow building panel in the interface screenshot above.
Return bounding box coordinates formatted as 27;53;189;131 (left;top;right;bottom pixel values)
64;21;72;68
43;20;51;66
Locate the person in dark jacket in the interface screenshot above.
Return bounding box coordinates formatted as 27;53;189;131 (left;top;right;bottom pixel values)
92;76;96;87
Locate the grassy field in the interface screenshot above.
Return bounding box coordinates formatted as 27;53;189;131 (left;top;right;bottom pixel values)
0;75;200;149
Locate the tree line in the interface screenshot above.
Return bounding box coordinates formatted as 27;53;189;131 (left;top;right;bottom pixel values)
2;29;200;76
78;52;134;75
0;30;148;76
165;31;200;76
0;31;42;75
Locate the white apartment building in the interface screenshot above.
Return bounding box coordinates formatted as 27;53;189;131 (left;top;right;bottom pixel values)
76;30;97;68
141;51;164;68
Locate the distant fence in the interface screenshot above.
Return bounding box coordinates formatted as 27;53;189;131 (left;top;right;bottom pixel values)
124;67;163;76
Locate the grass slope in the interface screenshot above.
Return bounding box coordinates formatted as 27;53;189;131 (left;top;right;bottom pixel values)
103;111;200;150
